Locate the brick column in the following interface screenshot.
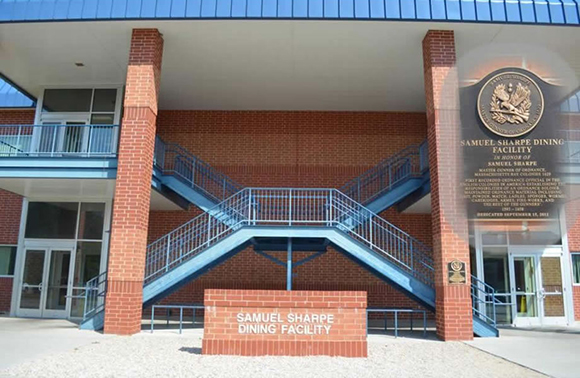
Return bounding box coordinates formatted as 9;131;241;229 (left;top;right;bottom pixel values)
104;29;164;335
422;30;473;341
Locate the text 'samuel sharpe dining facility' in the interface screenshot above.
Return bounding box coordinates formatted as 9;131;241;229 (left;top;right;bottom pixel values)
0;0;579;358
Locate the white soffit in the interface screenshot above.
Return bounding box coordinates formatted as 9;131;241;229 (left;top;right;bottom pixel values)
0;21;578;111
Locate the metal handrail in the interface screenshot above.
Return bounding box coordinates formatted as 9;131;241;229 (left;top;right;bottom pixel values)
154;136;244;202
150;304;204;334
82;271;107;322
339;140;429;205
0;124;119;157
471;274;499;328
144;188;435;287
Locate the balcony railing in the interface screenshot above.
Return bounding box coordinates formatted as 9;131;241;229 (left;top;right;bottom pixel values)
0;124;119;157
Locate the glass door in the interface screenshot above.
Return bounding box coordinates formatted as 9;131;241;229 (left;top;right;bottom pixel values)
18;249;47;317
17;247;74;318
539;255;567;325
509;254;540;327
43;249;73;318
34;116;89;156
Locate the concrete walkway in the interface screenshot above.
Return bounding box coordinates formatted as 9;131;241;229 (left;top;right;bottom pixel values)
0;317;110;370
467;326;580;378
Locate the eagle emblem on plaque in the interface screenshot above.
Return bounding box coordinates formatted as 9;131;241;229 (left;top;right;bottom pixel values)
477;71;544;138
490;82;531;125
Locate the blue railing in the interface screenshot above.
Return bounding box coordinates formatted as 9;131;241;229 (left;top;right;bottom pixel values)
0;124;119;157
471;274;498;329
0;0;578;25
82;271;107;323
340;140;429;205
145;188;434;287
150;304;204;334
154;136;244;203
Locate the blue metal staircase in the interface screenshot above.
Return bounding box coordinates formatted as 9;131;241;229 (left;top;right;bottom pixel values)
80;188;497;337
340;141;430;214
153;137;430;215
153;137;243;211
79;139;497;337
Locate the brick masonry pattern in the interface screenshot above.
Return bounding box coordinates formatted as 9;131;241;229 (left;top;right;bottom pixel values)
0;110;28;314
423;30;473;341
202;289;367;357
104;29;164;335
149;110;433;315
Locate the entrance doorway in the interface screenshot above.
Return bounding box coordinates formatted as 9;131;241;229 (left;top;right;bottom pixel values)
509;252;567;327
18;246;74;318
12;201;110;320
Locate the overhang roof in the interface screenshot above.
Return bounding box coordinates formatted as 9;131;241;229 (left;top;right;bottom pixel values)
0;0;578;26
0;20;579;111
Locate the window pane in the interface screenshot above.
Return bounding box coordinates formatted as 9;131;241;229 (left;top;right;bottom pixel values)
92;89;117;112
573;254;580;285
0;246;16;275
90;114;115;125
508;220;562;245
25;202;78;239
42;89;92;112
77;203;105;240
73;241;102;286
482;231;507;245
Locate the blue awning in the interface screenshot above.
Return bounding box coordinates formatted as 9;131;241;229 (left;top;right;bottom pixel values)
0;78;34;108
0;0;578;26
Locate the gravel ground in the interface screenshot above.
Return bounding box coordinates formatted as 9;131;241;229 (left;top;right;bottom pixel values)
0;330;544;378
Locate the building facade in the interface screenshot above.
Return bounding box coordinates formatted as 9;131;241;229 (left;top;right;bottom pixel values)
0;0;579;341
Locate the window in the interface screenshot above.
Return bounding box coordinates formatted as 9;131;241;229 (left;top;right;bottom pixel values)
77;203;105;240
40;88;118;125
573;254;580;285
25;202;79;239
0;246;17;276
42;89;92;112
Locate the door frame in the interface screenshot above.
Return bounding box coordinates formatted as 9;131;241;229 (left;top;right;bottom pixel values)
509;247;569;327
508;251;542;327
34;114;91;155
10;199;113;319
15;241;76;318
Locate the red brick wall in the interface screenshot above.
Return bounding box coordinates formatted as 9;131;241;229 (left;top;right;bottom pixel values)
0;277;14;314
203;289;367;357
105;29;164;335
0;109;35;125
423;30;472;340
156;110;427;187
148;110;432;313
0;111;26;313
566;198;580;320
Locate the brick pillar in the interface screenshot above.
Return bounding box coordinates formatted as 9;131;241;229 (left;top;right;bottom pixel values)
422;30;473;341
104;29;164;335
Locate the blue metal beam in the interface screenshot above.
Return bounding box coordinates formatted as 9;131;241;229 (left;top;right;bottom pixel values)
286;238;292;291
293;250;326;267
143;226;435;310
254;249;286;267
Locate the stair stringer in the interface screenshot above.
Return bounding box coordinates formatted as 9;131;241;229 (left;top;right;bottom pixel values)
142;226;435;311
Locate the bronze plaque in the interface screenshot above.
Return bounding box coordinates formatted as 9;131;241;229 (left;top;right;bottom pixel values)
447;260;466;285
477;71;544;138
461;67;566;220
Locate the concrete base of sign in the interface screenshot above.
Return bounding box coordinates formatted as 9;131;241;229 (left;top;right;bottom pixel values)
202;289;368;357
